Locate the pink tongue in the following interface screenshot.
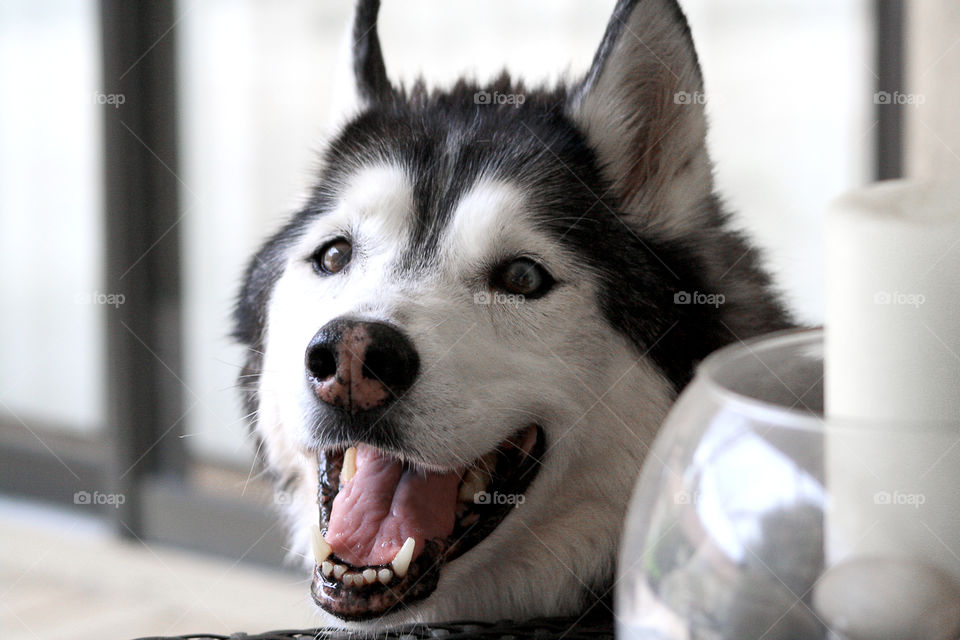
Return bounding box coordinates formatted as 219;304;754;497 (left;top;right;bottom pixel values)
324;444;461;566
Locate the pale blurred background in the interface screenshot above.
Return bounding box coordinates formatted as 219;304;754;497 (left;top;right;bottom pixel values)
0;0;907;638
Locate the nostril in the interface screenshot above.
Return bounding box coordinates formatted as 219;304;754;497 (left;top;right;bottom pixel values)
363;346;401;387
306;346;337;381
362;340;419;392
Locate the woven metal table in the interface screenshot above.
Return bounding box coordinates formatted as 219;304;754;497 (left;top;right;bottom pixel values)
133;617;614;640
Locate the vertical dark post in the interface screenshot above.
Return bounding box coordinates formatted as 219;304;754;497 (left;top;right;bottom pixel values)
875;0;905;180
100;0;186;536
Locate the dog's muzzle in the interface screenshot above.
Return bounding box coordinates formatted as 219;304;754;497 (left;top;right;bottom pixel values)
305;318;420;413
300;317;546;620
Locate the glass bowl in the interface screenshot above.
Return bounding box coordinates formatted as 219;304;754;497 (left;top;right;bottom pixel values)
616;329;960;640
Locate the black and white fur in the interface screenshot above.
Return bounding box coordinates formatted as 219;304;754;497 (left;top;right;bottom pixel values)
234;0;791;627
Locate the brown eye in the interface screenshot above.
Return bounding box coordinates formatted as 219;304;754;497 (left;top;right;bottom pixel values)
494;258;554;298
313;238;352;275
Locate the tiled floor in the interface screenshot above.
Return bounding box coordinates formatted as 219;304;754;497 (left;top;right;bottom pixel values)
0;496;319;640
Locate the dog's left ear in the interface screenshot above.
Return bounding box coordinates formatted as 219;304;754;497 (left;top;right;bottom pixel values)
567;0;712;236
328;0;396;122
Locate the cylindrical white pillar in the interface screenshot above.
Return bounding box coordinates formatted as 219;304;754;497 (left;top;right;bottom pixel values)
822;179;960;639
825;179;960;422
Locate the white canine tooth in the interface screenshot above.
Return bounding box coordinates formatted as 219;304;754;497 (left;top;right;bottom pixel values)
458;467;491;502
310;525;332;564
333;564;348;579
321;561;333;577
391;537;415;578
378;568;393;584
362;568;377;584
341;446;357;484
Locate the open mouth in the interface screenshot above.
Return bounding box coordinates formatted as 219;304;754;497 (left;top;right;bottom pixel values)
309;424;544;620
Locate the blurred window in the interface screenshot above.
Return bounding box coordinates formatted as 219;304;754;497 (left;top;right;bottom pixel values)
0;0;881;566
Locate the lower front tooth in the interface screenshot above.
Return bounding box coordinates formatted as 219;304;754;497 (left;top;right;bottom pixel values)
362;568;377;584
321;561;333;577
333;564;347;579
378;568;393;584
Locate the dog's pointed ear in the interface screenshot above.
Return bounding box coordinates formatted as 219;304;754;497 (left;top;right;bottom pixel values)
567;0;713;235
329;0;395;121
351;0;393;105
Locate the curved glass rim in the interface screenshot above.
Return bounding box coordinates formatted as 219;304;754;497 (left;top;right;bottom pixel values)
697;327;824;431
696;327;960;433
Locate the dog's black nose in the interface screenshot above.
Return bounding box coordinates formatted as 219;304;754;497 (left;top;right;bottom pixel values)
305;318;419;413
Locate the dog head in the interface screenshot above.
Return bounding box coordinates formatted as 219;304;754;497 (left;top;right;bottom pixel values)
234;0;789;627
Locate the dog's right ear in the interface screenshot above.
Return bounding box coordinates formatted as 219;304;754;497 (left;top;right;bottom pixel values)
329;0;395;121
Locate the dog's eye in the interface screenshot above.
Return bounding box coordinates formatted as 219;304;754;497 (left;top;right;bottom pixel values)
313;238;352;275
494;258;554;298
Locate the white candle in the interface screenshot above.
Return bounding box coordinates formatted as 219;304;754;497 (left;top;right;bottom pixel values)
826;179;960;422
823;179;960;633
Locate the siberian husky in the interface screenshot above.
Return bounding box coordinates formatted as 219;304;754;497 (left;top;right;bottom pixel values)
234;0;791;627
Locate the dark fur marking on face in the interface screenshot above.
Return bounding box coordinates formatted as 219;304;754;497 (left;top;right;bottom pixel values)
236;71;787;395
291;75;768;392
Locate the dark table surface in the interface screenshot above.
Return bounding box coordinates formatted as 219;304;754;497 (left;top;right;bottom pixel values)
133;616;615;640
